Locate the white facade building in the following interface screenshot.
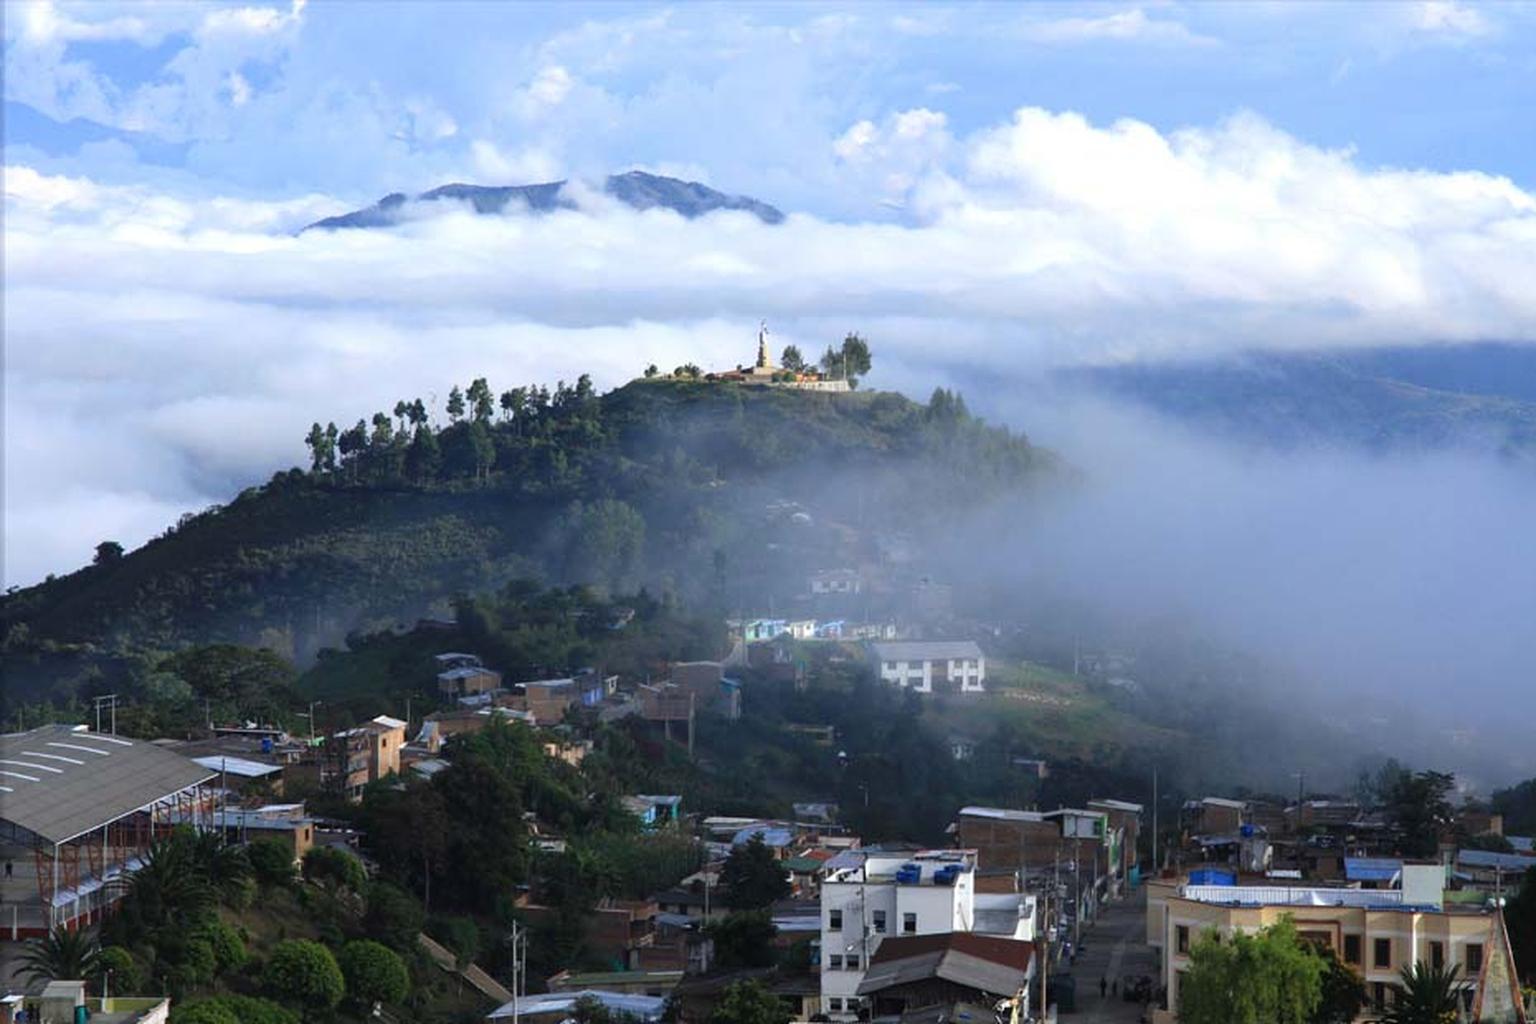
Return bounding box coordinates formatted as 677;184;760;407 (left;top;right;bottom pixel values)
869;641;986;694
819;850;1034;1021
810;569;863;595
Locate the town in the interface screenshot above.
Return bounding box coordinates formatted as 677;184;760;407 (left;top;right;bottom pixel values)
2;541;1533;1023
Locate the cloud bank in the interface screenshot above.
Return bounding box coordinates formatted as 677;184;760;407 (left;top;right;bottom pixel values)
5;105;1536;588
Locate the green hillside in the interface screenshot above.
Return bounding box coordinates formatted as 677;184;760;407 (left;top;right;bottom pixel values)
1;378;1055;711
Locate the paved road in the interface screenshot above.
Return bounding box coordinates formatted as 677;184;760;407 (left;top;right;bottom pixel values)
1062;886;1158;1022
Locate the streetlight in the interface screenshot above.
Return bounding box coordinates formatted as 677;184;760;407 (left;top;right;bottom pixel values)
296;701;323;743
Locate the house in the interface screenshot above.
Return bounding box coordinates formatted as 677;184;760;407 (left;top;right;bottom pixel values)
1185;796;1246;836
416;706;534;751
546;970;683;998
810;569;863;596
954;806;1123;908
1150;865;1511;1019
1088;799;1143;885
819;849;1036;1022
329;715;406;800
19;982;169;1024
856;933;1037;1020
624;795;683;830
869;641;985;694
207;803;316;863
436;655;502;699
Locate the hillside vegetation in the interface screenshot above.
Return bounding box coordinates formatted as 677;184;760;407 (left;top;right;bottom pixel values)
1;378;1055;711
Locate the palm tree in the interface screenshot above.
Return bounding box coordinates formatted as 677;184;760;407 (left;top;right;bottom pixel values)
1382;960;1463;1024
19;926;100;984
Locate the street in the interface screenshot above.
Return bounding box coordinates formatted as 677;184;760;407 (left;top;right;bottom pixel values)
1062;885;1158;1022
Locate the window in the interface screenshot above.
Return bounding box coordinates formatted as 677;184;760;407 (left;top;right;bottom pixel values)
827;955;842;970
1466;943;1484;974
1344;934;1362;965
1374;938;1391;969
884;661;896;671
1430;941;1444;971
872;910;887;934
827;998;842;1012
847;953;860;971
1176;925;1190;955
903;912;917;935
829;909;842;931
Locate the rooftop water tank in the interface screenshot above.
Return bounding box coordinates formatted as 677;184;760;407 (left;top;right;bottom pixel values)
895;863;922;885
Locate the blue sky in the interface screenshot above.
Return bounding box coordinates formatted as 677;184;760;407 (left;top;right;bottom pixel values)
6;1;1535;212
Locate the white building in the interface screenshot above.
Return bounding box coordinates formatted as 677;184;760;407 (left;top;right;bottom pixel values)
819;849;1035;1021
868;641;985;694
810;569;863;596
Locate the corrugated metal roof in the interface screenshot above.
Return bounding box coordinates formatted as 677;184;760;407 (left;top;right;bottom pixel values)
959;806;1044;823
857;934;1034;998
0;725;216;844
870;641;984;662
489;991;666;1021
1458;849;1536;872
1345;857;1402;883
192;755;283;778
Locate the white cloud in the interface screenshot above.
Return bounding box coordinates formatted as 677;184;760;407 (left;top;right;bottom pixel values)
1412;0;1492;38
4;104;1535;584
1018;8;1219;47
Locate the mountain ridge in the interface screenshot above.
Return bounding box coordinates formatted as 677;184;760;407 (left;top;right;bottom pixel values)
303;169;785;231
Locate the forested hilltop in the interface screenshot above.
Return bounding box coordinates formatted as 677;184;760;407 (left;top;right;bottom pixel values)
2;376;1055;711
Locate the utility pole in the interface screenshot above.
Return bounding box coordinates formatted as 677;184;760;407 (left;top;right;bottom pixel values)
1152;765;1159;876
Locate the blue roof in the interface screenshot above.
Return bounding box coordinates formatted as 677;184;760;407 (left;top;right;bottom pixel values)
1458;849;1536;872
1345;857;1403;882
732;826;795;848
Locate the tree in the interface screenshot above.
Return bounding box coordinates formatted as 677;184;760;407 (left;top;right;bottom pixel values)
248;837;297;887
780;345;805;372
643;364;659;378
1381;960;1462;1024
446;385;466;422
195;918;247;973
406;424;441;483
674;363;701;379
173;996;296;1024
708;980;790;1024
705;912;777;970
99;945;142;994
364;881;426;952
819;333;873;385
1313;943;1367;1023
1505;867;1536;985
467;377;495;422
303;845;366;892
720;833;790;910
263;940;344;1017
1178;917;1323;1024
1385;770;1456;858
94;541;125;566
338;939;410;1007
304;422;326;473
19;926;100;985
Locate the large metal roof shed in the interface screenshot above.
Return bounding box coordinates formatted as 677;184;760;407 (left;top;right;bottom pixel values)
0;724;216;936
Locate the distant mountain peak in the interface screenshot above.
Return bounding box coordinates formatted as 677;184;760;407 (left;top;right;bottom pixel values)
302;170;785;232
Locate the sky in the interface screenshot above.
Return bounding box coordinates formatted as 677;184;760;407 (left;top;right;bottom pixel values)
5;0;1536;590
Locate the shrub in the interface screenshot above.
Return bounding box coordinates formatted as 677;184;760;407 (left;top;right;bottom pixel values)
338;939;410;1006
263;939;344;1014
425;915;480;967
224;875;257;910
169;1002;239;1024
247;838;296;887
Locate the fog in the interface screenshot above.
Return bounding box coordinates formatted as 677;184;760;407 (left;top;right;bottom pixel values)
939;388;1536;790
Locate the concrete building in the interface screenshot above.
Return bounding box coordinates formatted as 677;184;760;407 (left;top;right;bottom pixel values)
1148;865;1509;1019
436;653;502;699
330;715;406;800
1088;799;1144;885
869;641;985;694
810;569;863;596
857;933;1037;1020
819;849;1035;1022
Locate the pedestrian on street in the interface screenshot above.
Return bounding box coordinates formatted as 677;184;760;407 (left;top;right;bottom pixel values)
1100;976;1108;999
1113;980;1119;998
3;860;11;879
